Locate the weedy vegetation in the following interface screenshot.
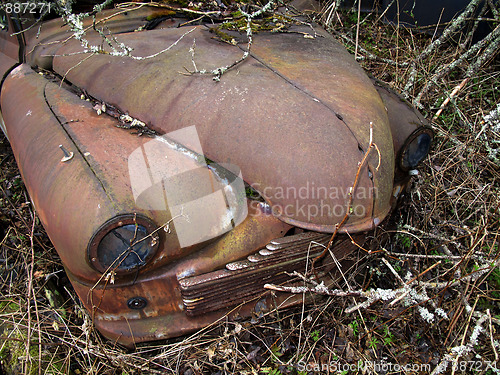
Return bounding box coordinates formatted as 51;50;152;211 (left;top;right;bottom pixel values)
0;0;499;374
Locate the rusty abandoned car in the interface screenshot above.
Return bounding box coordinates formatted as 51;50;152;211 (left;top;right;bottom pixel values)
0;2;432;346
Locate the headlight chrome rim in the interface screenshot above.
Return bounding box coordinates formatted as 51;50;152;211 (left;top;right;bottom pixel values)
88;214;159;274
398;127;434;171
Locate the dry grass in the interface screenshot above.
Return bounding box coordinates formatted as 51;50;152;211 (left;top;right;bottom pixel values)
1;1;499;374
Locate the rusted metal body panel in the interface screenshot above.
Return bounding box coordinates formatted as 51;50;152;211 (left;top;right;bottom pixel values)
3;63;291;275
24;7;160;70
373;80;431;162
49;24;390;233
0;11;21;81
249;26;395;227
69;229;358;346
68;203;298;346
2;64;306;346
0;40;17;81
1;65;118;281
0;6;433;346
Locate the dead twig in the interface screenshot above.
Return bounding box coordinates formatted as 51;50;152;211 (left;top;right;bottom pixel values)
311;122;380;277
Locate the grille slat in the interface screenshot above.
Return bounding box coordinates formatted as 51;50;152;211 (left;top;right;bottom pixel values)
178;232;358;316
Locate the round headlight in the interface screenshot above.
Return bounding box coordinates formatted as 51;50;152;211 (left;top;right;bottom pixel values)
399;127;433;171
88;214;159;274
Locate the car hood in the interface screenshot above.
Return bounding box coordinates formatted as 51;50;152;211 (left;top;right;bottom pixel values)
41;22;394;233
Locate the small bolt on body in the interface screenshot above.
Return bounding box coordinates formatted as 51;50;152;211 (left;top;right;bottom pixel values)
59;144;74;162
